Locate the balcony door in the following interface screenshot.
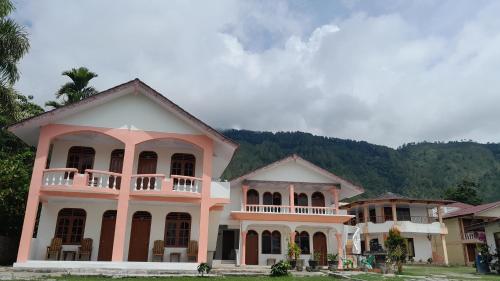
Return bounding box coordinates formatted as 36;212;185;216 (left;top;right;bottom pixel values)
109;149;124;189
128;211;152;261
66;146;95;175
98;210;116;261
136;151;157;190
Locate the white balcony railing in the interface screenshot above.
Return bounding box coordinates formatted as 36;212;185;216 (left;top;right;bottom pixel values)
464;231;486;241
243;204;337;215
42;168;77;186
172;175;202;193
245;204;292;214
131;174;165;191
85;169;122;189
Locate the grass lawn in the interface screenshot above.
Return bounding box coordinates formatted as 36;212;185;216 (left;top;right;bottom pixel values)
55;277;335;281
353;264;500;281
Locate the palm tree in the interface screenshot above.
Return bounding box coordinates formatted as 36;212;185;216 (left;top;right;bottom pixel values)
0;0;30;121
45;67;98;109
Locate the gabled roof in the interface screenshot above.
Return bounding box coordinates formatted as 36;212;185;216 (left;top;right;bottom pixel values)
231;154;364;195
7;78;238;148
443;201;500;219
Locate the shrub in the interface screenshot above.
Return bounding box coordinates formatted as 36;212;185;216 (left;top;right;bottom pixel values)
270;260;291;276
385;227;407;274
197;263;211;277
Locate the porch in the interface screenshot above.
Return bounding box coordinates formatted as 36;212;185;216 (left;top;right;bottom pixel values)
26;199;221;264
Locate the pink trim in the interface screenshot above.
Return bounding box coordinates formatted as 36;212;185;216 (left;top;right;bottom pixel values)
335;233;343;270
17;127;51;262
231;212;353;223
240;230;247;266
197;142;213;263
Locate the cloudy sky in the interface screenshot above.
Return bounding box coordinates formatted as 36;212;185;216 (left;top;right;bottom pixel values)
11;0;500;147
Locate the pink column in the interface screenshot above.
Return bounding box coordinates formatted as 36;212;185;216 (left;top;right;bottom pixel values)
289;184;295;213
242;185;249;211
240;230;247;266
290;230;296;244
331;188;339;213
197;140;213;263
17;128;51;262
111;141;136;261
335;233;344;270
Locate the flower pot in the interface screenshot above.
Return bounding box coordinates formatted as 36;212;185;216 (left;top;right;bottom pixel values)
296;259;304;271
289;260;297;269
308;260;318;269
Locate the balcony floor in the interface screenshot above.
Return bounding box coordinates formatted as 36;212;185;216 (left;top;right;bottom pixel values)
231;211;353;223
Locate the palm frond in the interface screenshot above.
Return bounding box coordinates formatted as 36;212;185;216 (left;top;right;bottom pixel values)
0;17;30;85
45;100;63;109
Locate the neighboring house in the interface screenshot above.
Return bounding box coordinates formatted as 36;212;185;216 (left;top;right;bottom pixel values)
437;201;500;266
8;79;238;269
341;192;452;265
213;154;364;267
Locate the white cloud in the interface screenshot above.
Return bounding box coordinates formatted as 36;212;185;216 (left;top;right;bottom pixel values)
12;0;500;147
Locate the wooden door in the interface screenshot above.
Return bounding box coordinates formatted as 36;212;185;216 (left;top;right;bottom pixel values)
245;230;259;265
109;149;124;189
136;151;157;190
313;232;327;266
128;211;152;262
98;210;116;261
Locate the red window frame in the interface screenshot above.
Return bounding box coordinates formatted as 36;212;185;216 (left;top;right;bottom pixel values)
164;212;191;247
54;208;86;245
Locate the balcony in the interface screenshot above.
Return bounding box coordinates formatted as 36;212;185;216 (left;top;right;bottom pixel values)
41;168;120;198
350;216;445;234
231;204;352;223
462;231;486;243
40;169;231;202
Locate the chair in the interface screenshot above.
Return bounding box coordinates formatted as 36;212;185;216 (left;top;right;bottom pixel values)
152;240;165;262
46;237;62;260
187;240;198;262
77;238;93;261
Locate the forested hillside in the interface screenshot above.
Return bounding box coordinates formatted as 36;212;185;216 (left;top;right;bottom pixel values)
221;130;500;202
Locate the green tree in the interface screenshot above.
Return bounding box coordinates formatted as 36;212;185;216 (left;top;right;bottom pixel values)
45;67;98;108
444;179;482;205
385;227;407;274
0;0;30;120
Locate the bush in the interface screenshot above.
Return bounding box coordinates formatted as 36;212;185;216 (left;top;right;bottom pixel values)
197;263;211;277
270;260;291;276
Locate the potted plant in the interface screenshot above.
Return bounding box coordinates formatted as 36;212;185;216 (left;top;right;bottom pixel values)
308;251;321;269
287;241;301;269
327;253;338;270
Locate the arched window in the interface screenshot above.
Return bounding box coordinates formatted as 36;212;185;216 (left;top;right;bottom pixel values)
262;230;271;254
165;212;191;247
273;193;282;205
247;189;259;205
262;230;281;254
271;231;281;254
170;153;196;176
311;192;325;207
66;146;95;174
294;193;308;213
108;149;124;189
294;193;308;206
294;231;310;254
55;208;86;244
263;192;273;205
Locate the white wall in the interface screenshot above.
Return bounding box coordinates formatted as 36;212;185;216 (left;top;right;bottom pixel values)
33;199;117;261
31;199;221;263
247;161;333;183
124;202;201;262
404;234;433;262
49;139;204;179
485;221;500;253
59;93;202;135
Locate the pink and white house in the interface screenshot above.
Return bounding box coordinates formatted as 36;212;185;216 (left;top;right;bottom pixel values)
9;79;364;271
213;155;364;268
8;79;238;270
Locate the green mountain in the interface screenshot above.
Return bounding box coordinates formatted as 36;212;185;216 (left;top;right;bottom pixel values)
221;129;500;203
